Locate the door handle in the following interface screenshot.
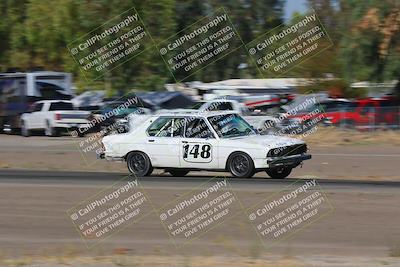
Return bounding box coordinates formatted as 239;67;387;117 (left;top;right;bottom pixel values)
148;139;155;143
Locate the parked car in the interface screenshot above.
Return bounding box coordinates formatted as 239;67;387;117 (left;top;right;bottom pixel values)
99;112;311;179
0;71;73;134
282;98;400;130
91;100;152;134
20;100;91;136
325;98;400;129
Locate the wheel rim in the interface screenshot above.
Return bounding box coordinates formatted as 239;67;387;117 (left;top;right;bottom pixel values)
273;167;284;174
128;153;146;173
231;154;250;176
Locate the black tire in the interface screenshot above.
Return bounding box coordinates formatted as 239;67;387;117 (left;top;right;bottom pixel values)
21;121;30;137
166;169;190;177
45;121;60;137
126;151;153;177
0;118;4;133
227;152;255;178
266;167;292;179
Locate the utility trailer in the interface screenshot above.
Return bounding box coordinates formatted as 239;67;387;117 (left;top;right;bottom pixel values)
0;71;73;133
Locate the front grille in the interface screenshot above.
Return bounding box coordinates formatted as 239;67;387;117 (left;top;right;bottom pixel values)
267;144;307;157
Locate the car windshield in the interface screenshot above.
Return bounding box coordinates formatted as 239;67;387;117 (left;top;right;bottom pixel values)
208;114;257;138
186;102;205;110
103;102;140;117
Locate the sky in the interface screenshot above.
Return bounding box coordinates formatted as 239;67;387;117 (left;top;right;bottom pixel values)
284;0;308;21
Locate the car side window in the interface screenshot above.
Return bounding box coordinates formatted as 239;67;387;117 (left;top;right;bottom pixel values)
147;117;185;137
345;102;357;112
361;103;375;114
171;118;185;137
33;103;43;112
185;118;215;139
147;117;173;137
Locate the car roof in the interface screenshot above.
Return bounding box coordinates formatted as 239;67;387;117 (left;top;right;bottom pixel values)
154;111;238;118
206;99;237;103
36;100;72;104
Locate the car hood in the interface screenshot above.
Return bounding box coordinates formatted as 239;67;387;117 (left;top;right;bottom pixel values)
221;134;304;149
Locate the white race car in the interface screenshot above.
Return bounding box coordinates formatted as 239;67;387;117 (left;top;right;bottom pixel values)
100;112;311;179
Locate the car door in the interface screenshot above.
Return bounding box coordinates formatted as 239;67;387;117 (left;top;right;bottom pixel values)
180;117;219;169
36;102;49;129
145;117;184;168
359;102;377;127
28;103;44;129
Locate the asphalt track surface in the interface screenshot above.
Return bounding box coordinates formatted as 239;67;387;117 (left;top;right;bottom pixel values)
2;169;400;186
0;169;399;259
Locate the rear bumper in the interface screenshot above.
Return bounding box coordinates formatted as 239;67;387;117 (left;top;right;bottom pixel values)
267;154;312;168
53;122;90;129
97;152;124;161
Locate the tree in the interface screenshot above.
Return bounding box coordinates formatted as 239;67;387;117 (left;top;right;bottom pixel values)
339;0;400;83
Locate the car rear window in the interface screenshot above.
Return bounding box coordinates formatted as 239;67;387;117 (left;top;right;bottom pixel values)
49;102;74;111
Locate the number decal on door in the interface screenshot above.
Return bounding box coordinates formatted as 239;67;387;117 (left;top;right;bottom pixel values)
183;143;212;163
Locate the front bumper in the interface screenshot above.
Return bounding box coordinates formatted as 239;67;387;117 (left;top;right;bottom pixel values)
267;154;312;168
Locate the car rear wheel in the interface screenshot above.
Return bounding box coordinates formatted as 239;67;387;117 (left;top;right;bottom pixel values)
266;167;292;179
45;121;59;137
126;151;153;177
166;169;190;177
228;152;255;178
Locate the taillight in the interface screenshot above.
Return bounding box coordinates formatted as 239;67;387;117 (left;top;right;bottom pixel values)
55;113;62;120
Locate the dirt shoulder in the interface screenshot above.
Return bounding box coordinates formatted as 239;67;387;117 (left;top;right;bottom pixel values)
1;255;399;267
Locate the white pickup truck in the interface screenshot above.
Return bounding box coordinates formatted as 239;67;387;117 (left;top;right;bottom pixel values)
157;99;279;133
21;100;91;137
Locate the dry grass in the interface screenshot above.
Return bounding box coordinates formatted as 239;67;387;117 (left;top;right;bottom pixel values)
389;243;400;257
301;128;400;146
0;255;310;267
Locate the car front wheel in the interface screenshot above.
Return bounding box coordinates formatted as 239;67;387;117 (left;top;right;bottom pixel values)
126;151;153;177
21;121;30;137
228;152;255;178
266;167;292;179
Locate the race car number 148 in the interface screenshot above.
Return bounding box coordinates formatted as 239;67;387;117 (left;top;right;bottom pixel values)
183;143;212;163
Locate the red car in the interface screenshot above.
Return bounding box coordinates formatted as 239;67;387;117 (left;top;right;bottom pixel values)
324;98;400;129
283;98;400;130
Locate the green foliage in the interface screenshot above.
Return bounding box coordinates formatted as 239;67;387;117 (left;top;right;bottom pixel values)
338;0;400;83
0;0;398;96
0;0;284;94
